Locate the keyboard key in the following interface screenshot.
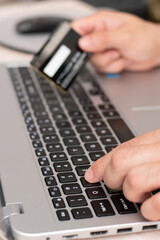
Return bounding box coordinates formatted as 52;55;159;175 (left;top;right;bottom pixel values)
52;112;67;121
103;110;119;118
91;120;106;129
35;148;46;157
45;176;57;186
40;126;55;135
80;177;101;187
67;195;87;207
79;98;92;105
76;126;92;134
35;110;48;118
69;110;83;118
61;96;76;105
72;118;87;126
90;82;100;91
57;209;70;221
38;157;49;166
111;194;137;214
61;96;75;105
63;137;80;146
101;94;109;103
50;105;62;113
83;106;97;113
87;113;101;120
105;186;122;195
96;128;112;136
86;187;106;199
30;131;39;140
53;162;72;172
50;152;68;162
60;92;74;101
43;134;59;143
91;200;115;217
67;146;85;155
89;87;101;96
72;82;88;99
47;99;59;107
26;85;38;97
48;186;61;197
108;119;134;143
71;156;90;166
85;142;102;152
80;134;97;142
71;208;93;219
56;121;71;129
25;115;33;125
17;90;25;99
46;143;63;152
40;83;53;92
23;108;30;118
20;102;28;111
76;166;90;176
89;152;105;161
59;129;75;137
32;139;42;148
58;172;77;183
37;118;51;126
41;83;52;90
44;93;56;101
65;102;78;110
52;198;65;209
62;183;82;195
26;120;34;129
27;123;36;132
41;166;53;176
31;98;44;107
100;136;118;146
30;96;42;104
98;104;114;111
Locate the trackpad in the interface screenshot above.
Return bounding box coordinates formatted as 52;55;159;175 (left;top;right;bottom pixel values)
129;106;160;135
101;69;160;137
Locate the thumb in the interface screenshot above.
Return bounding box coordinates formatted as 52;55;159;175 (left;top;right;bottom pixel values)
79;29;127;53
85;152;112;183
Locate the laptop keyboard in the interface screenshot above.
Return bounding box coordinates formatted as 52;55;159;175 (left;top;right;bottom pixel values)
9;66;137;221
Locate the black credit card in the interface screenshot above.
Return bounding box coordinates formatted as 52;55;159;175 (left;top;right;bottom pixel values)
31;21;90;91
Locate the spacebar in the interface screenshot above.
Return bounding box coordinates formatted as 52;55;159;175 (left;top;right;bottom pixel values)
108;118;134;143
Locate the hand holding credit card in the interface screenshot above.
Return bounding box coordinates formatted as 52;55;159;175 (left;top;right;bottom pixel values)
31;21;90;91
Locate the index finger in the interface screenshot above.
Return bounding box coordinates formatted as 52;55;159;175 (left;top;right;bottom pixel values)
85;128;160;184
71;10;112;36
84;151;113;183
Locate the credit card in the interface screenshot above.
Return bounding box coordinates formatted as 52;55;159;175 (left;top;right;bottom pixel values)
31;21;90;91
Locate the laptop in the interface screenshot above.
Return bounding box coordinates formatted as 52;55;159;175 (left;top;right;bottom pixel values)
0;62;160;240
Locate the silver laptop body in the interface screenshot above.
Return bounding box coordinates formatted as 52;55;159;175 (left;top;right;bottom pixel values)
0;62;160;240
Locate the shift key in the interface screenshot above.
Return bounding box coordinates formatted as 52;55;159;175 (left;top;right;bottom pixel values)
108;118;134;143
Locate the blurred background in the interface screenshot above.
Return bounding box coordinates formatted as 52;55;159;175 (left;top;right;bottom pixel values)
1;0;160;22
0;0;160;55
83;0;150;19
0;0;151;19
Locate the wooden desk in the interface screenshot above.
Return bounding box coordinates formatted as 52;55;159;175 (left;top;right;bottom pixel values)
0;1;159;240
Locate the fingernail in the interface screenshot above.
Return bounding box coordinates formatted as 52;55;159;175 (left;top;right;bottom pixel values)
85;167;94;182
79;37;92;49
